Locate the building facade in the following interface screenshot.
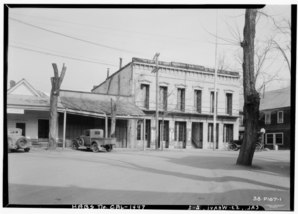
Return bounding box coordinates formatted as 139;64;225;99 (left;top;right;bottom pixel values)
6;79;144;148
259;87;291;149
92;57;240;149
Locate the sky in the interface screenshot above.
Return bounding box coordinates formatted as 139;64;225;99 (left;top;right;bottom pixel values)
7;5;291;94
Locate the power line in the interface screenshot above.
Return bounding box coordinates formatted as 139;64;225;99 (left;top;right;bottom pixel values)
10;17;141;55
10;44;118;67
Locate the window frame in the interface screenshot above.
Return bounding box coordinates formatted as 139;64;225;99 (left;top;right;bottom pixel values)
194;89;202;113
140;84;150;109
177;88;185;112
265;112;271;124
277;111;284;124
225;93;233;115
265;132;283;145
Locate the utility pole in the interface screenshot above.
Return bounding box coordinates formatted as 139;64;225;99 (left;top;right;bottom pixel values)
213;10;218;151
152;53;160;150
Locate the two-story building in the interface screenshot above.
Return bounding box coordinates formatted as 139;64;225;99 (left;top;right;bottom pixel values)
92;57;240;149
259;87;291;149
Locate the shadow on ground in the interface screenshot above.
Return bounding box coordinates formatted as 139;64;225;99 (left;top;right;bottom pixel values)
8;183;290;211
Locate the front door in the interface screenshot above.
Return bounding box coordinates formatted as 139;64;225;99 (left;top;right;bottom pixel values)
192;122;203;148
38;119;49;140
159;120;169;148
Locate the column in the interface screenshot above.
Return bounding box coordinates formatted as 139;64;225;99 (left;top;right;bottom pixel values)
150;118;156;149
168;119;175;149
186;120;192;149
202;121;209;149
218;123;224;150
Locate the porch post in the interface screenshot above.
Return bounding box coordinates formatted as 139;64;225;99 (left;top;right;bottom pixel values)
62;108;67;149
143;118;146;151
105;114;108;138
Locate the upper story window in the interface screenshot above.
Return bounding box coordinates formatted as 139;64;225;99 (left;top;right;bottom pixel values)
140;84;150;109
265;112;271;124
177;88;185;112
277;111;284;124
210;91;218;113
159;86;168;111
226;93;233;115
194;90;202;113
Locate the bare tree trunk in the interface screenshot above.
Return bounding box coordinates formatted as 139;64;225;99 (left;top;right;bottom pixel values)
48;63;66;150
237;9;260;166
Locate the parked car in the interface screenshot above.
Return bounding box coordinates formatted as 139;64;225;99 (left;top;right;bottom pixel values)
8;128;31;152
72;129;115;152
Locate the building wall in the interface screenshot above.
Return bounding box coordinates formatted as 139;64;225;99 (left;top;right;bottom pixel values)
7;110;50;141
93;60;240;150
92;64;133;96
132;63;240;116
259;107;291;149
131;62;240;149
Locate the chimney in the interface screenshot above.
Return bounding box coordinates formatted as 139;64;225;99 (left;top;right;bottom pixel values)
119;58;123;69
106;68;110;79
10;80;16;89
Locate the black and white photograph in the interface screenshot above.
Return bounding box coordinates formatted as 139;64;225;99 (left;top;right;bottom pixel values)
3;2;295;212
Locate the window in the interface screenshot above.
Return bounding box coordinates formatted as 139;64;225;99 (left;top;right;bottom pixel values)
265;112;271;124
141;84;149;109
84;130;90;136
194;90;202;113
159;86;168;111
265;133;283;145
223;124;234;142
177;88;185;112
137;120;142;140
277;111;284;123
226;93;233;115
210;91;218;113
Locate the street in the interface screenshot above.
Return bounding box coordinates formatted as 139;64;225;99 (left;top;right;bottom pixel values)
7;148;291;210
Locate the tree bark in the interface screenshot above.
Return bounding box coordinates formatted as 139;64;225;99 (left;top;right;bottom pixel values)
237;9;260;166
48;63;66;150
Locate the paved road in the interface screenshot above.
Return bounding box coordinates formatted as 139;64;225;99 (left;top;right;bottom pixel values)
7;148;291;210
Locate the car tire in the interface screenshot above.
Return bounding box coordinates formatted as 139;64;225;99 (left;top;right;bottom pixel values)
16;137;29;149
24;148;30;152
106;145;112;152
91;143;99;153
72;140;79;150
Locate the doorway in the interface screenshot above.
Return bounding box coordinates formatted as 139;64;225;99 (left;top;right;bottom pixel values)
38;119;49;140
159;120;169;148
175;121;187;148
192;122;203;148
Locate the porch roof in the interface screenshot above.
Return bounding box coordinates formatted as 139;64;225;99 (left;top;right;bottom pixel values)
59;90;145;117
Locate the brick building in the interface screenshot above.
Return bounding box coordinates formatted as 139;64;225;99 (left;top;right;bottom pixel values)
92;57;240;149
259;87;291;149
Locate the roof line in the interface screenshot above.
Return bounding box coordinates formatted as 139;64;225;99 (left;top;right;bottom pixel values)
91;62;132;92
60;89;132;97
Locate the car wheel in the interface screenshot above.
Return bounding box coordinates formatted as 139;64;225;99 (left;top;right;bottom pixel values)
72;140;79;150
91;143;99;153
16;137;28;149
24;148;30;152
106;145;112;152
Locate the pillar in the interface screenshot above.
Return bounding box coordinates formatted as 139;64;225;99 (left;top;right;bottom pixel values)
202;121;209;149
186;120;192;149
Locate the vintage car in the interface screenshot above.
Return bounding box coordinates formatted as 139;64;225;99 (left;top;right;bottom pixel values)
8;128;31;152
72;129;115;152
